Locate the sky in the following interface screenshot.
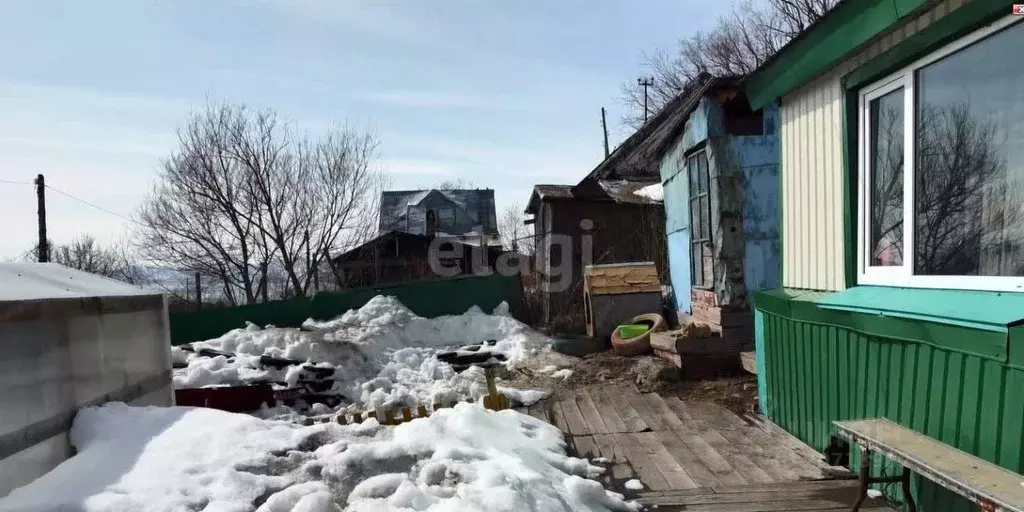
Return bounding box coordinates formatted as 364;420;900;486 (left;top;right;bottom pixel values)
0;0;724;260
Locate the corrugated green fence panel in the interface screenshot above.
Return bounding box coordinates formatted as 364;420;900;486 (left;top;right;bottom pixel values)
170;274;524;345
169;297;312;345
761;311;1023;511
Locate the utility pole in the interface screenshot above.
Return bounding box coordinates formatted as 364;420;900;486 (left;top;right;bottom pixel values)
194;272;202;310
637;77;654;123
601;107;610;159
35;174;48;262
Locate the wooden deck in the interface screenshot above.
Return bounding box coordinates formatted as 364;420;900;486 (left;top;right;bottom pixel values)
638;480;896;511
517;383;895;511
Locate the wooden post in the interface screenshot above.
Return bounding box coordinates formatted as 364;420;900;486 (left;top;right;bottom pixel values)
601;107;610;159
35;174;48;262
261;262;269;303
194;272;202;310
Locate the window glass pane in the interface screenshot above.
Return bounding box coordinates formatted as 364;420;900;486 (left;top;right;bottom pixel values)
699;195;711;238
690;200;699;239
698;153;709;193
688;156;699;195
915;22;1024;276
868;88;905;267
691;242;700;285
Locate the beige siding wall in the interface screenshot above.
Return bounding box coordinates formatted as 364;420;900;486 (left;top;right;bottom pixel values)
779;0;964;291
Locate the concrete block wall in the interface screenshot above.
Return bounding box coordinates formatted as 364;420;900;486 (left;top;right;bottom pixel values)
0;296;173;497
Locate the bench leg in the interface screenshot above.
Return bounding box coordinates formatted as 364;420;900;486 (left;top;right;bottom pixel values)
851;446;871;512
901;467;916;512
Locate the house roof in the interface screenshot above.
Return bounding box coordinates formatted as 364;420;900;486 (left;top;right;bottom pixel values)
378;189;498;236
595;179;662;204
333;229;500;263
742;0;948;109
582;74;738;183
524;179;661;214
525;185;575;213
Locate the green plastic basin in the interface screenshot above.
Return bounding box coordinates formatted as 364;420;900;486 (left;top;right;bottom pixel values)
617;323;650;339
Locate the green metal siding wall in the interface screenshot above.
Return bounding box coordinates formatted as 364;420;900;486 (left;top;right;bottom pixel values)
761;310;1024;511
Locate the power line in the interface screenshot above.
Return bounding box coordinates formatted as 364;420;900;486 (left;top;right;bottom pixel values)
0;179;33;185
43;184;144;227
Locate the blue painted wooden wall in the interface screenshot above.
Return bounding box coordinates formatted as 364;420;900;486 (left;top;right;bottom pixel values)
659;99;713;313
659;99;780;315
735;102;781;301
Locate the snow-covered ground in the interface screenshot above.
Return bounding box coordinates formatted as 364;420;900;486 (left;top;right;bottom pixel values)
173;296;571;416
0;402;640;512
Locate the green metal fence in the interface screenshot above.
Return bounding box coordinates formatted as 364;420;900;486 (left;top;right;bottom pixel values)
170;274;525;345
757;295;1024;511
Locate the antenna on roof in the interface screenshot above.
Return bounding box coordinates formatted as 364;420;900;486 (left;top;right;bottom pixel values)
637;77;654;123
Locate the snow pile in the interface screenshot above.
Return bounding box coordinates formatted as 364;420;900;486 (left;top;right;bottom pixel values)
0;402;332;512
0;402;640;512
633;183;663;202
174;296;558;411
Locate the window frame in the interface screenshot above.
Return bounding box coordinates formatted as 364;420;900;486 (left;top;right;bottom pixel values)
856;15;1024;292
687;150;713;289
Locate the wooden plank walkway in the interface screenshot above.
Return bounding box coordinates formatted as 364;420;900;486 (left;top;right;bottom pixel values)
517;383;895;511
639;480;895;511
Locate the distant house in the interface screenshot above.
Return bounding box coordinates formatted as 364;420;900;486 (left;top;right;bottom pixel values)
331;189;503;288
379;189;500;246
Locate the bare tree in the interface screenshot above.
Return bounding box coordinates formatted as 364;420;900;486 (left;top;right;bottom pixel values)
137;102;386;305
914;103;1022;275
498;202;533;254
620;0;838;128
27;234;149;285
431;178;477;190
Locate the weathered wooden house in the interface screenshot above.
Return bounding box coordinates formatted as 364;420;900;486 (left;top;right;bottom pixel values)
525;114;673;329
654;74;781;349
332;189;503;287
744;1;1024;508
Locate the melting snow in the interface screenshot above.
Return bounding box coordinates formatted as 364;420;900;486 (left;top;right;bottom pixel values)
173;296;558;411
632;183;663;202
0;402;641;512
624;479;644;491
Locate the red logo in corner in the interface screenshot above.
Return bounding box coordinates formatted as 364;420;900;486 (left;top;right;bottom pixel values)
1014;4;1024;14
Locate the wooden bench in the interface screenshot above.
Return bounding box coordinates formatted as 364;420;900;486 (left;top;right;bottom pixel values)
835;418;1024;512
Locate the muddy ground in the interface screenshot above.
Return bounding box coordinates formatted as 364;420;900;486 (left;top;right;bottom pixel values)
498;348;759;416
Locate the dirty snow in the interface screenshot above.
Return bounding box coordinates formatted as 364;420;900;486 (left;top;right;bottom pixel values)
632;183;663;202
0;402;640;512
174;296;557;412
551;369;574;380
624;479;644;491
